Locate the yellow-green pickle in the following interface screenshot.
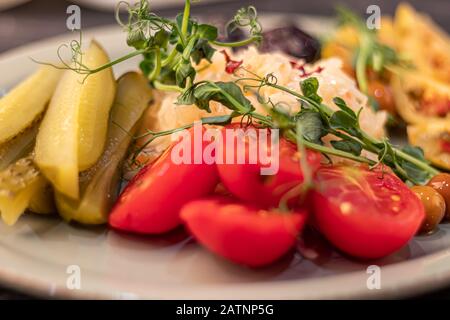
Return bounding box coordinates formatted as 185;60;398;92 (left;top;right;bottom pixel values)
55;72;152;224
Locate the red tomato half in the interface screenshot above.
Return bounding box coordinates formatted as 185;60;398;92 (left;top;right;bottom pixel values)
109;127;219;234
181;197;307;267
312;165;425;259
216;124;322;208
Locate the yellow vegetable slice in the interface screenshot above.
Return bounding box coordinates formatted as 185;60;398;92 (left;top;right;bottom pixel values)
77;41;116;170
0;158;49;225
394;3;450;83
55;72;152;224
408;121;450;170
0;66;61;144
392;70;450;124
34;69;80;199
35;40;116;199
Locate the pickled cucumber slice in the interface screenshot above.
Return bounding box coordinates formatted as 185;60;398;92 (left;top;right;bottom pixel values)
0;124;38;171
77;41;116;170
0;66;61;144
55;72;152;224
0;158;49;225
35;40;116;199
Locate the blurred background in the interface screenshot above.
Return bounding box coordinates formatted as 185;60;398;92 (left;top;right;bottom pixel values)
0;0;449;53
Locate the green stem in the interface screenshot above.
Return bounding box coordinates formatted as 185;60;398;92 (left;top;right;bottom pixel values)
90;49;148;73
35;49;147;75
285;130;375;165
183;35;199;61
181;0;191;41
355;33;371;94
296;122;313;189
148;47;161;81
268;83;334;116
132;123;194;161
208;82;249;114
304;140;375;165
212;36;260;48
153;80;184;93
359;131;439;176
249;112;273;127
270;82;438;178
395;149;439;176
161;48;178;67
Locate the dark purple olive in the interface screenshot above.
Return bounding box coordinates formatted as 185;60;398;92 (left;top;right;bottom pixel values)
260;26;321;63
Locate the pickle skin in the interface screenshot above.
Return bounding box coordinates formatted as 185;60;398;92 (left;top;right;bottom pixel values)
55;72;152;224
0;66;61;145
34;66;80;199
77;40;117;170
0;124;38;171
35;40;116;199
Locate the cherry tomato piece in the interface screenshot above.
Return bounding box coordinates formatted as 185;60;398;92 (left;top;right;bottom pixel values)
109;127;219;234
216;124;322;208
181;197;307;267
312;165;425;259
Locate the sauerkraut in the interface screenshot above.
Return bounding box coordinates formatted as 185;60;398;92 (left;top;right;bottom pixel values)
128;46;388;175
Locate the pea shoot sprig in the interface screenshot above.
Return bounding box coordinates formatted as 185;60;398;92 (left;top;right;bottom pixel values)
336;7;411;109
37;0;438;184
174;68;438;184
36;0;262;88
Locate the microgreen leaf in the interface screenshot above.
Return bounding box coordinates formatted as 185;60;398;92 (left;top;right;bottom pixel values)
329;110;357;131
397;145;429;184
153;29;170;48
333;97;356;118
176;13;193;36
175;60;195;87
300;77;322;104
270;106;295;129
127;29;147;49
401;145;427;161
193;81;254;113
197;24;218;41
296;110;326;144
191;39;216;64
201;114;235;125
176;86;196;105
330;139;362;156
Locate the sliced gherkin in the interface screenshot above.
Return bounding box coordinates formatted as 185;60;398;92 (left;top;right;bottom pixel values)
35;40;116;199
55;72;152;224
0;157;52;226
0;66;61;145
0;123;38;171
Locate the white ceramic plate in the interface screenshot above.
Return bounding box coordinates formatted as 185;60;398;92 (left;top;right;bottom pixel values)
1;16;450;300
